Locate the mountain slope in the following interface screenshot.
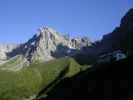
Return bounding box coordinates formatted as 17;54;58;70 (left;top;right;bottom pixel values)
0;26;91;99
39;8;133;100
41;55;133;100
0;27;91;69
0;57;84;100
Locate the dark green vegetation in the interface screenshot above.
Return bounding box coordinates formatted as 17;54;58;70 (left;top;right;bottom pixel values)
0;57;90;100
41;56;133;100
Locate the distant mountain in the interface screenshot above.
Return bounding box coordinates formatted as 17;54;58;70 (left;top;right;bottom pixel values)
0;44;18;64
0;27;91;68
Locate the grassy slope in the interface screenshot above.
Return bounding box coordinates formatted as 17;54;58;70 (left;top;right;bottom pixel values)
0;57;85;100
0;55;28;71
42;56;133;100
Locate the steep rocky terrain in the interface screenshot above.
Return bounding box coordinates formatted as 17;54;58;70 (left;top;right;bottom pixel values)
0;27;91;68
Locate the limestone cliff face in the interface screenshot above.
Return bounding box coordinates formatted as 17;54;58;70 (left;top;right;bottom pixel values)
22;27;91;62
0;27;91;66
23;27;70;62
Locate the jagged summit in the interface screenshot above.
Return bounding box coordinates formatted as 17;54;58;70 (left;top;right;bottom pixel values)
0;26;91;69
38;26;60;36
23;26;69;62
22;26;91;63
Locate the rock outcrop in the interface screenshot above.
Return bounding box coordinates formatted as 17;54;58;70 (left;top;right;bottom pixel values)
0;44;18;65
0;44;18;60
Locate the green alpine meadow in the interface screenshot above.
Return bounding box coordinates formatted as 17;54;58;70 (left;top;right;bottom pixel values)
0;57;90;100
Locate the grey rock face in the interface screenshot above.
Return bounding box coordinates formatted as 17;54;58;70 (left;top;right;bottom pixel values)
24;27;70;62
70;37;91;49
24;27;91;62
0;26;91;67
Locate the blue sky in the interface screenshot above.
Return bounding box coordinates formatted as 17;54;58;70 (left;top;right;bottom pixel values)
0;0;132;43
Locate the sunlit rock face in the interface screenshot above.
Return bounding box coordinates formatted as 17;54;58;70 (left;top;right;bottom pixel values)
0;26;91;66
21;27;91;63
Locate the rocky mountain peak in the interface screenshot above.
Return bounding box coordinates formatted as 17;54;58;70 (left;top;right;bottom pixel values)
35;26;63;44
38;26;59;36
0;26;91;66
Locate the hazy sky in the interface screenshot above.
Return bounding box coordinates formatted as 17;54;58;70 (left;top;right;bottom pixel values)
0;0;132;43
